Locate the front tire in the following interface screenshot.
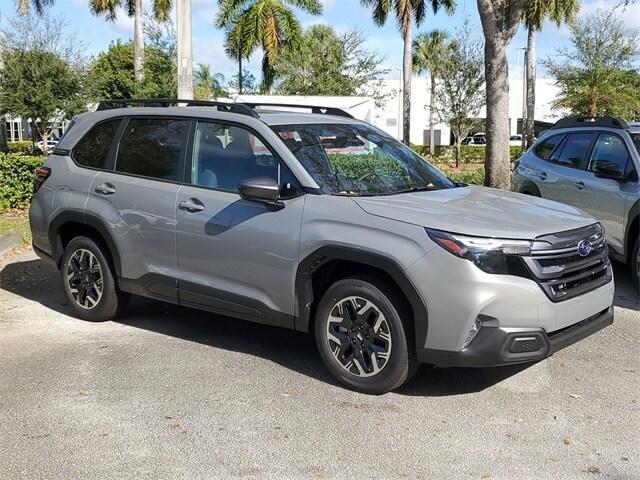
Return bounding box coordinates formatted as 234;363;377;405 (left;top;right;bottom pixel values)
61;236;126;322
314;276;414;394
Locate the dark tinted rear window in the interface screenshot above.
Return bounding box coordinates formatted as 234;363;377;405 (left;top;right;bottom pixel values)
534;134;564;160
116;118;189;181
552;133;596;169
73;119;121;169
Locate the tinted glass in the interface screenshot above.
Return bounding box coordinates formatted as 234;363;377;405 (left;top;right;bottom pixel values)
534;134;564;160
271;123;455;196
73;119;121;169
552;133;596;168
116;118;188;181
192;121;288;193
588;134;629;174
632;133;640;155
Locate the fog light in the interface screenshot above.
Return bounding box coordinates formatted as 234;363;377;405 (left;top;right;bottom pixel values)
462;317;483;349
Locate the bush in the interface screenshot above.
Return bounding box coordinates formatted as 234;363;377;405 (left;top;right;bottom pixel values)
0;153;46;211
411;144;523;164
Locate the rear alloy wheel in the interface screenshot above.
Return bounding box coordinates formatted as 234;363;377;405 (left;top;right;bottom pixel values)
632;236;640;294
61;236;127;321
315;277;413;394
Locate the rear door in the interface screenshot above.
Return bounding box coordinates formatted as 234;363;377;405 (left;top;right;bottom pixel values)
175;120;305;326
85;116;190;303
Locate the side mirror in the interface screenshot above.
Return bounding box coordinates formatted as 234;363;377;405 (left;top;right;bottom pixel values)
239;177;283;209
592;162;625;181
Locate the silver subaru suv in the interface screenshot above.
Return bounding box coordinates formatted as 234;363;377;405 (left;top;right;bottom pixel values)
513;117;640;293
30;100;615;394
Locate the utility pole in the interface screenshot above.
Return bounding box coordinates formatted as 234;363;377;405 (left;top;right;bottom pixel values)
177;0;193;100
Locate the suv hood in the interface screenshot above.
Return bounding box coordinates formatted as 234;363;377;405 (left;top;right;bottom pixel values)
353;186;595;239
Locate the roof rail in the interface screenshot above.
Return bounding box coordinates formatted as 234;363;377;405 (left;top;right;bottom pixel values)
241;102;354;119
551;117;630;130
95;98;260;118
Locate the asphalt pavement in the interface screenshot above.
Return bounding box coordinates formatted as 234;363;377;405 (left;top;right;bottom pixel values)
1;248;639;480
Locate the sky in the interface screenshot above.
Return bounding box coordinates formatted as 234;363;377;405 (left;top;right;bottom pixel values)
0;0;639;82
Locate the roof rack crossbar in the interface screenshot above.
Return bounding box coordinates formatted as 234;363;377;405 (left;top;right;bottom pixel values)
551;117;629;130
241;102;354;119
96;98;260;118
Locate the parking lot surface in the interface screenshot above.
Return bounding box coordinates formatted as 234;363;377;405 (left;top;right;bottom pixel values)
1;248;639;480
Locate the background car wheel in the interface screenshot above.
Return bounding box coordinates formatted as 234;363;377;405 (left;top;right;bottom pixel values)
61;236;127;321
632;236;640;294
314;276;415;394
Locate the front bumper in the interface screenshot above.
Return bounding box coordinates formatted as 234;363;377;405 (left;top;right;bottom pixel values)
417;306;613;367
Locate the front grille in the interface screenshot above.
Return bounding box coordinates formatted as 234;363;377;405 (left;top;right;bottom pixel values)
520;223;612;302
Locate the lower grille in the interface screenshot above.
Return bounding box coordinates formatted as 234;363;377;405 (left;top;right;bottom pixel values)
520;223;612;302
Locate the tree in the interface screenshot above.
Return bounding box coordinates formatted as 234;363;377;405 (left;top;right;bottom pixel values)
435;25;485;167
216;0;323;92
87;40;176;100
194;64;227;99
0;49;84;155
476;0;531;189
89;0;172;83
272;25;388;102
413;29;449;156
228;69;258;94
361;0;455;145
544;12;640;119
521;0;579;147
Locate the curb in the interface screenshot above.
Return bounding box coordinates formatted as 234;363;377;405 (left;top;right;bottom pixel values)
0;234;23;257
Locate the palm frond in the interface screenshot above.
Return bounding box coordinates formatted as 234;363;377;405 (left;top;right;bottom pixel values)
89;0;122;21
153;0;172;21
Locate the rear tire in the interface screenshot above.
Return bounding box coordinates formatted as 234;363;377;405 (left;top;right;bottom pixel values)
632;236;640;294
60;236;127;322
314;276;415;394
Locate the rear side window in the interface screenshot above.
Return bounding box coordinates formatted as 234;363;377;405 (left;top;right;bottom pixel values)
587;133;630;174
551;133;596;169
116;118;189;181
72;119;121;169
534;134;564;160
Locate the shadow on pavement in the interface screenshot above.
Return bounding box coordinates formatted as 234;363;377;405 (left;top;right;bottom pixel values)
612;261;640;311
1;255;637;396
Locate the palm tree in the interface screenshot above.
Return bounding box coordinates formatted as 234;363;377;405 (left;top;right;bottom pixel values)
90;0;172;83
194;64;227;99
522;0;579;147
216;0;323;92
1;0;55;151
413;29;449;156
361;0;455;145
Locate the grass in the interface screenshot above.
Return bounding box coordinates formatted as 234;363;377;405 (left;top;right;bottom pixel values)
0;209;31;245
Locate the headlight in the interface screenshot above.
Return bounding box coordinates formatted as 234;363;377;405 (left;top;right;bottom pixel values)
426;229;532;274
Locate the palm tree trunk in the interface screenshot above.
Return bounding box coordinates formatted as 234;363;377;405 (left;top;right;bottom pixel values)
483;34;511;190
429;72;436;156
133;0;145;83
525;25;537;148
239;55;243;94
402;21;412;145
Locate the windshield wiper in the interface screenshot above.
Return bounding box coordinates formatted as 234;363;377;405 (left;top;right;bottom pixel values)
389;185;442;195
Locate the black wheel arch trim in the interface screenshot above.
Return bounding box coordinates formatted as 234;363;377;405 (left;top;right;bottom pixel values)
294;246;429;349
626;199;640;260
48;210;122;276
518;180;541;196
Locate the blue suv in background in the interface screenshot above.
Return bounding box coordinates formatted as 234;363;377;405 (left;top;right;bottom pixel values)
513;117;640;292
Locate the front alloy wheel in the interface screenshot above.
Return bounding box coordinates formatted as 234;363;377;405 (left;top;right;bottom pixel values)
326;296;392;377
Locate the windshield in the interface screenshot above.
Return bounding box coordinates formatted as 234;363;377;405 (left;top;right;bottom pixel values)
271;123;456;195
632;133;640;154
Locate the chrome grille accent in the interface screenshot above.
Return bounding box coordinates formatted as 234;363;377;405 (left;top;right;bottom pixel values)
521;223;612;302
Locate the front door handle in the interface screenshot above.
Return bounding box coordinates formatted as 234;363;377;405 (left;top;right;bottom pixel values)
574;181;585;190
95;183;116;195
179;198;205;213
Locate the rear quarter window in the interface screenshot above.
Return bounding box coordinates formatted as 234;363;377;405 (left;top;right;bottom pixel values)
72;119;122;169
534;134;565;160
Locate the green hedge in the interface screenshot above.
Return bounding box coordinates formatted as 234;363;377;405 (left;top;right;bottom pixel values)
0;153;46;211
411;144;523;164
7;141;43;156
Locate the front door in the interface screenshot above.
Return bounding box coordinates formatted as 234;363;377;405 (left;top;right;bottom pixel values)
175;120;305;327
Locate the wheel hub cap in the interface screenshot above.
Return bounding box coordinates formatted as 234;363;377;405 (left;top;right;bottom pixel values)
325;296;392;378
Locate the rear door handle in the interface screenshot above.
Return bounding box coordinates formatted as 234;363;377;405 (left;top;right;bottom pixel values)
538;171;547;181
574;181;585;190
95;183;116;195
179;198;205;212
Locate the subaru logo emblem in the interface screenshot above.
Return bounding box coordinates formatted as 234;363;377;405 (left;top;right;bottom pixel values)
577;239;593;257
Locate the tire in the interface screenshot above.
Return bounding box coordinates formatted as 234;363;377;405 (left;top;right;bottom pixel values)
60;236;127;322
632;236;640;294
314;276;415;394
